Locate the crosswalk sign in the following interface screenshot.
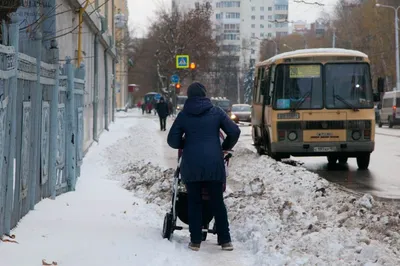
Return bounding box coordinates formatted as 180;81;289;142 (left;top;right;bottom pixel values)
176;55;190;69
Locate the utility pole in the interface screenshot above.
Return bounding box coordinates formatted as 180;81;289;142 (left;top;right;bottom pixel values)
332;29;336;48
376;3;400;91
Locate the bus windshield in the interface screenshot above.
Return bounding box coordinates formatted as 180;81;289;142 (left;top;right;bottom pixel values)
274;64;323;110
325;63;373;109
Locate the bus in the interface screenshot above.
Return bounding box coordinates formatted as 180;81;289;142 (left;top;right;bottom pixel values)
251;48;384;169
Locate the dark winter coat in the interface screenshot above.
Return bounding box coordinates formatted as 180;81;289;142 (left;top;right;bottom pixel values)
167;92;240;183
156;98;169;118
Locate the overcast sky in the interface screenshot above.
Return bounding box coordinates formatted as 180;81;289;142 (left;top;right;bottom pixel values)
127;0;338;37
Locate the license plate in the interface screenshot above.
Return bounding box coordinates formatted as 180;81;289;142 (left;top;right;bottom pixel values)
314;146;337;152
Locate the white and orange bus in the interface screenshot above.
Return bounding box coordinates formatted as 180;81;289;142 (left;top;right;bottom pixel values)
251;48;384;169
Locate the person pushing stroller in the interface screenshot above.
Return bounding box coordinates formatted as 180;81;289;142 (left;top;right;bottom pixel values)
167;82;240;251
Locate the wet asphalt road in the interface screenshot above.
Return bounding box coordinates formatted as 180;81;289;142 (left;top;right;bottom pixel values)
238;124;400;200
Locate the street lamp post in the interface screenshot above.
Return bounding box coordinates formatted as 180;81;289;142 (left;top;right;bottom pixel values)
376;3;400;91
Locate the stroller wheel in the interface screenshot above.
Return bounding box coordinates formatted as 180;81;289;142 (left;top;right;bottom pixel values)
202;232;207;241
162;213;173;240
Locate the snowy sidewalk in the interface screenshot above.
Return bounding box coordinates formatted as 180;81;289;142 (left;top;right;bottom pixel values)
0;110;252;266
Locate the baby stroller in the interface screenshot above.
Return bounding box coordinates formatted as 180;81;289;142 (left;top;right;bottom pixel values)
162;132;232;241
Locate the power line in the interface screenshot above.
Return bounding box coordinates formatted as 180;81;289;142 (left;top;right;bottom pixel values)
42;0;111;42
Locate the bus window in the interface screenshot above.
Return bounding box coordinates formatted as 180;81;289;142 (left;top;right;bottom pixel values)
269;65;276;105
273;64;323;110
325;63;373;109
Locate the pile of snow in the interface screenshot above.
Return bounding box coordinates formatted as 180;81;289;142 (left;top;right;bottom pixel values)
120;142;400;265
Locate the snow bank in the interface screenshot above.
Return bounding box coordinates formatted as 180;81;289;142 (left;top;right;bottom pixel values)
121;143;400;265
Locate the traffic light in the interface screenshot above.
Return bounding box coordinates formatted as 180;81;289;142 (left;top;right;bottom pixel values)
190;62;196;70
175;83;181;93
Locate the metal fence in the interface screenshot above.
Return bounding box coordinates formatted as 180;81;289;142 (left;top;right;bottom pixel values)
0;20;85;236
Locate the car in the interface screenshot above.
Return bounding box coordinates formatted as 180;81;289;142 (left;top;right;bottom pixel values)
211;97;231;113
230;104;251;123
378;90;400;128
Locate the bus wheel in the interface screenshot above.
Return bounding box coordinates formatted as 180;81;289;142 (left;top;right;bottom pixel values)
327;156;338;164
338;157;348;164
356;153;370;170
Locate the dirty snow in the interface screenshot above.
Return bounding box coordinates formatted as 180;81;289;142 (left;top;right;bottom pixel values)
1;109;400;266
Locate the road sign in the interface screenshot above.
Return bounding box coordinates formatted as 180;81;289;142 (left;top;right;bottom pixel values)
171;74;180;83
176;55;190;69
154;93;161;100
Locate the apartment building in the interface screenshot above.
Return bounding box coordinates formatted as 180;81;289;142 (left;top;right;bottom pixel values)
171;0;288;64
114;0;130;109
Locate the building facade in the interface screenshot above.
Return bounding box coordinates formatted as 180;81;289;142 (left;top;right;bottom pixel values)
114;0;129;109
57;0;117;151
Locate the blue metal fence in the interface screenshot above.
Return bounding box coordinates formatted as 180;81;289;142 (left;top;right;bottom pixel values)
0;19;85;236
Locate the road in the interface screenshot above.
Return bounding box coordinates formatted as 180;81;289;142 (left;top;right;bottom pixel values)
239;123;400;200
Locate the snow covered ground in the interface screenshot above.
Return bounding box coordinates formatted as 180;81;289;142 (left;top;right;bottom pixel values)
1;109;400;266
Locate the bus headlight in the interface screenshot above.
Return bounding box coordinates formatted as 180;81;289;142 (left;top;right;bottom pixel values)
288;131;298;141
177;106;180;110
352;130;361;140
230;114;236;119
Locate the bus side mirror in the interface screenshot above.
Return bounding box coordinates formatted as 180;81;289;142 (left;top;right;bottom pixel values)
377;77;384;93
373;93;380;102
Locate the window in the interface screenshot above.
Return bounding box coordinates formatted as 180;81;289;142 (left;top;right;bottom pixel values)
251;41;255;46
251;32;255;37
260;7;264;11
251;49;255;54
268;33;272;37
268;15;272;20
251;15;255;20
251;24;255;28
232;105;251;112
268;7;272;11
217;1;240;8
275;5;288;10
224;23;240;32
252;6;255;11
383;98;392;108
216;13;222;19
223;34;239;40
325;63;373;109
273;64;323;110
275;14;288;20
260;15;264;20
260;24;264;28
225;12;240;19
260;33;264;37
268;24;272;28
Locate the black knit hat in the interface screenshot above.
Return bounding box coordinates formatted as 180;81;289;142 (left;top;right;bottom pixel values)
187;82;206;98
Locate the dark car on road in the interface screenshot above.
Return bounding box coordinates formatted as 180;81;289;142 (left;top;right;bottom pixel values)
230;104;251;123
211;97;231;113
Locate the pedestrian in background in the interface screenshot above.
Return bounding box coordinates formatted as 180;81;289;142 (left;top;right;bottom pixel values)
156;97;169;131
167;82;240;251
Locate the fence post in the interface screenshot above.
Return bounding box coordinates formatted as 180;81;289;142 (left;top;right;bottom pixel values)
2;20;8;45
104;49;109;131
48;40;59;199
93;33;99;141
65;57;76;191
29;31;43;210
4;14;19;234
112;59;115;122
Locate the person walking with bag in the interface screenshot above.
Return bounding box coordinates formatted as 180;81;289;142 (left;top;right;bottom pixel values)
167;82;240;251
156;97;169;131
